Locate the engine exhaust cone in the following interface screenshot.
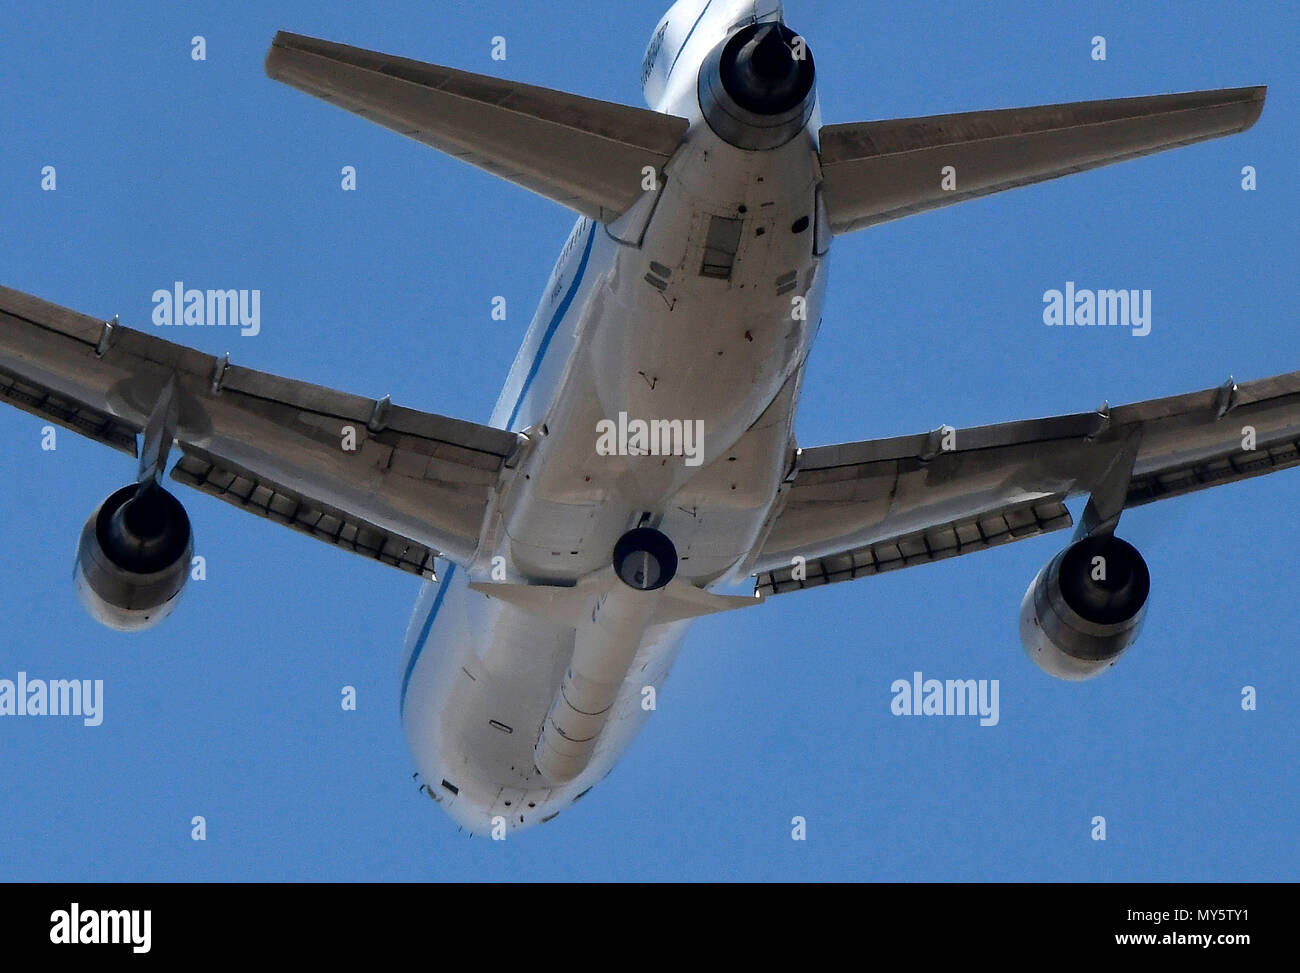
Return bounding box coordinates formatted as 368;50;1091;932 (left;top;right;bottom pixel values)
719;23;814;116
99;482;192;574
1058;534;1150;625
698;21;817;150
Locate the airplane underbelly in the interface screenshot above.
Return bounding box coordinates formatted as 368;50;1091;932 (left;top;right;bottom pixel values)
399;98;826;834
399;566;689;833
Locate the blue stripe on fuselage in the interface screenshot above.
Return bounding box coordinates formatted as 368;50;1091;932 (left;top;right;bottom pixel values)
400;222;597;718
505;221;597;431
668;0;714;80
400;563;455;718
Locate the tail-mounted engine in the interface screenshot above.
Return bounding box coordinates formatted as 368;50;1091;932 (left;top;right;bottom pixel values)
698;22;816;150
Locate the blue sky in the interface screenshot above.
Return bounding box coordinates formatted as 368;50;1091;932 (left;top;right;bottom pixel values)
1;0;1296;880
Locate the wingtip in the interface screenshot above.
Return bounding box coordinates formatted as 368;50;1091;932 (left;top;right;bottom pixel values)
264;31;287;78
1241;84;1267;131
265;30;310;79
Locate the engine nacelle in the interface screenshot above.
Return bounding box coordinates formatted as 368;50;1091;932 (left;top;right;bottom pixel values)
74;482;194;632
698;22;816;150
1019;534;1150;680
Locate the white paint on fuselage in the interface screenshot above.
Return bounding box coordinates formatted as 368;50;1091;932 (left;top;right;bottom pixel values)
401;0;830;833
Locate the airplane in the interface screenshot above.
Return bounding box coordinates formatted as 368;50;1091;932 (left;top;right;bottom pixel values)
0;0;1289;836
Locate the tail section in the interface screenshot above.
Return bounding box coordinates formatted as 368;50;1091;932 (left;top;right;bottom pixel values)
641;0;786;110
265;31;689;223
820;86;1265;235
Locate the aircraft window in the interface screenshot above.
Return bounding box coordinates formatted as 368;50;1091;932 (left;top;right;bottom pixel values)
441;779;459;796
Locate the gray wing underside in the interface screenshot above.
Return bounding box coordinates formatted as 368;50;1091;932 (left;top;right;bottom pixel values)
753;371;1300;595
0;285;519;577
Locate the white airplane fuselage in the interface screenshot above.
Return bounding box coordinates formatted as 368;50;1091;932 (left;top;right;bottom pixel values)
400;0;827;832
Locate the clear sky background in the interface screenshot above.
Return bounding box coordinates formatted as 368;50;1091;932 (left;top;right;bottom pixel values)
1;0;1296;881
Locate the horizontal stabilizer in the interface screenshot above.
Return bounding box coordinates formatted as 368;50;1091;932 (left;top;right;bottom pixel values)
820;86;1265;235
265;31;690;223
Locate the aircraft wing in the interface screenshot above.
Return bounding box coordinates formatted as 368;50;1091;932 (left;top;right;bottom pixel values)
0;285;521;578
819;86;1265;235
751;370;1300;595
265;31;690;224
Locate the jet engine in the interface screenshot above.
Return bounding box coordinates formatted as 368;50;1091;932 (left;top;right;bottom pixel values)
1019;534;1150;680
698;22;816;150
74;482;194;631
612;526;678;591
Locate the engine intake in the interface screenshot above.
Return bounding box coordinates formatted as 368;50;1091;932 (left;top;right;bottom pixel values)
1019;534;1150;680
698;22;816;150
612;527;677;591
74;482;194;631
